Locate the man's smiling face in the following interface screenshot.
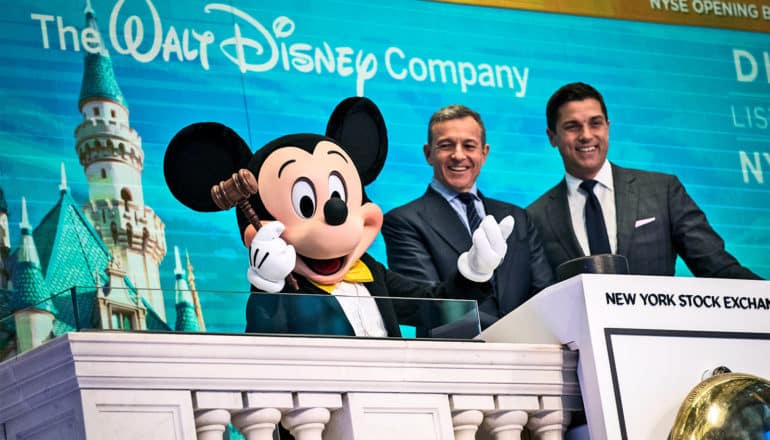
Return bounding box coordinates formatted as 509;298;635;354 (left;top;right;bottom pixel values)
547;98;610;180
424;116;489;193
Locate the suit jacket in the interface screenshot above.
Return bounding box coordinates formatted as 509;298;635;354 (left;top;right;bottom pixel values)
245;252;491;336
526;163;761;279
382;186;555;328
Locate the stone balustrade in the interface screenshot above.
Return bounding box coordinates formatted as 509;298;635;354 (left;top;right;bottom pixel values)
0;332;581;439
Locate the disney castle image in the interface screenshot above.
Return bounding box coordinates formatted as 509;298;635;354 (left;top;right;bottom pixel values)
0;2;204;359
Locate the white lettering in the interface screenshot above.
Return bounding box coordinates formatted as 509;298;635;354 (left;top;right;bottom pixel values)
56;16;79;51
513;66;529;97
30;13;55;49
109;0;162;63
739;151;764;184
336;47;354;77
81;27;101;54
734;49;758;82
382;47;529;96
385;47;407;79
29;5;530;97
355;51;377;97
206;4;277;73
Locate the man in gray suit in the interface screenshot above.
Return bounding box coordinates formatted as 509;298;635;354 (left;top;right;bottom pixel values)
383;105;555;329
527;82;761;279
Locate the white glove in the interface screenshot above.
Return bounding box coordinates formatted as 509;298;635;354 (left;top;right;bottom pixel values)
457;215;515;283
246;221;296;292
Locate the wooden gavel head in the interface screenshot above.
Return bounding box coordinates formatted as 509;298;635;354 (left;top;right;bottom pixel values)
210;169;259;211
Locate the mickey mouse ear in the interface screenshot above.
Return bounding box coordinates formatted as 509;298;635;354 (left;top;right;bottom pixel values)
164;122;253;212
325;97;388;186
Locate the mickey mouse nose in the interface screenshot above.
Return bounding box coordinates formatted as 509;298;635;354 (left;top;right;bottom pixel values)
323;197;348;226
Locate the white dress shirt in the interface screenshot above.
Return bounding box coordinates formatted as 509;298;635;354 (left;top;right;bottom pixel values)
430;178;486;235
565;160;617;256
332;281;388;337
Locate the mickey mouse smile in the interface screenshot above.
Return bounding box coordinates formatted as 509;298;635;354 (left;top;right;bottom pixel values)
300;254;346;276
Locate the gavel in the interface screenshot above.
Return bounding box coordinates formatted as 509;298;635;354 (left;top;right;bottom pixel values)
211;169;299;291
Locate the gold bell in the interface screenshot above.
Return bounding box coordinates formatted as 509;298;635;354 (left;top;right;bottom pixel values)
669;366;770;439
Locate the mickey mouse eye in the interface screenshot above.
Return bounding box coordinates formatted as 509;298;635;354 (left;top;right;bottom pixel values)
291;178;316;219
328;172;347;202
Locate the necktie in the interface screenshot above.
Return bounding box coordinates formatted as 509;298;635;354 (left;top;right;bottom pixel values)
580;180;611;255
457;192;497;292
457;192;482;233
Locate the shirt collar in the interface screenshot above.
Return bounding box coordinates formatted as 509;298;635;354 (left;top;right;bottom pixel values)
430;177;478;202
565;160;613;195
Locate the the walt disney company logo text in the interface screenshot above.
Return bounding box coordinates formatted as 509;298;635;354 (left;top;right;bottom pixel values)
30;0;530;97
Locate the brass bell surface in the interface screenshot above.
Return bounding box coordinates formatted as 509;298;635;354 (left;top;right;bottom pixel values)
670;369;770;440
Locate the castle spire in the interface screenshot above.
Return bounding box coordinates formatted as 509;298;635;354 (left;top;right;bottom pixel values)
173;246;199;332
174;246;186;281
19;197;34;246
11;197;51;312
11;197;54;353
58;162;69;193
79;1;125;107
186;249;206;331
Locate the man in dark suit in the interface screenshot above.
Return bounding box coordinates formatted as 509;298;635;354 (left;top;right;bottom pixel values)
527;82;761;279
382;105;555;329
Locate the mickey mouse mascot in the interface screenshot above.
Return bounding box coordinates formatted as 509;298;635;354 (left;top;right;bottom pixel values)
164;97;513;337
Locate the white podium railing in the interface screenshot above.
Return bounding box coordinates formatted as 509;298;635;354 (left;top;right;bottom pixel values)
0;332;581;440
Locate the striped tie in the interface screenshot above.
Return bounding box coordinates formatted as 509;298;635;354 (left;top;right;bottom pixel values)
457;192;482;234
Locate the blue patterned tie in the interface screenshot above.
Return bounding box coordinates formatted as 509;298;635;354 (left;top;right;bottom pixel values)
580;180;611;255
457;192;482;234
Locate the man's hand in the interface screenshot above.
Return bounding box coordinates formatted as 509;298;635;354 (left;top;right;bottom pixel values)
247;221;296;292
457;215;515;282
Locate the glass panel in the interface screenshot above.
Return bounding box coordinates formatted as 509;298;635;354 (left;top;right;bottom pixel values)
0;286;481;361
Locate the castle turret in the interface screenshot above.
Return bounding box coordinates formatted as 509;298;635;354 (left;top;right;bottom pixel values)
0;187;9;289
11;197;55;352
74;1;166;319
173;247;200;332
95;257;147;331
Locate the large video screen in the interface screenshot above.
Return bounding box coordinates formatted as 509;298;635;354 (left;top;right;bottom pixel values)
2;0;768;300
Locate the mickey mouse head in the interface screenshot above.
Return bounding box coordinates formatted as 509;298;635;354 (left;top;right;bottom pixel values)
164;97;388;288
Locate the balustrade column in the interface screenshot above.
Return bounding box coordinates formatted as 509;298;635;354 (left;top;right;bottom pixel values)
526;410;571;440
450;395;495;440
195;409;231;440
232;392;293;440
192;391;242;440
281;392;342;440
482;395;540;440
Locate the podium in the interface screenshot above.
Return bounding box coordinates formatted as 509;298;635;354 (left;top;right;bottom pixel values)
480;274;770;440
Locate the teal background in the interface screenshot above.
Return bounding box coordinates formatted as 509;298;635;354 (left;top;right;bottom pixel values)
1;0;768;302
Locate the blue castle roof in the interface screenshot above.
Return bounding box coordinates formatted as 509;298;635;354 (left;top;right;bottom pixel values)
5;188;171;333
11;261;52;313
78;10;127;108
175;299;201;332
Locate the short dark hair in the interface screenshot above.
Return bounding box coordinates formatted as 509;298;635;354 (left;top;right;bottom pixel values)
546;82;609;132
427;104;486;145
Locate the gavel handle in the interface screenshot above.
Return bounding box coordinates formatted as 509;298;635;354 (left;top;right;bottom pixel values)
237;199;300;292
